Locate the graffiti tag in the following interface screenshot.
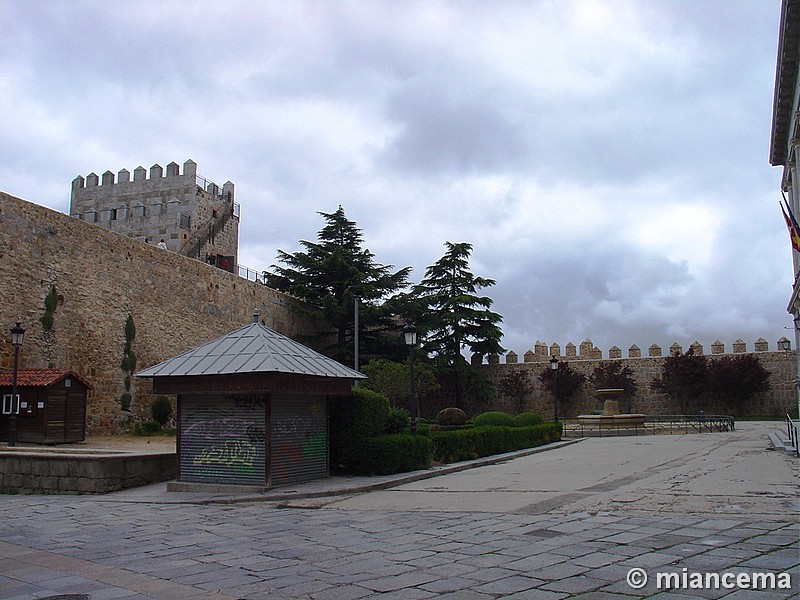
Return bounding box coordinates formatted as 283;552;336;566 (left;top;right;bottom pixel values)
192;440;259;474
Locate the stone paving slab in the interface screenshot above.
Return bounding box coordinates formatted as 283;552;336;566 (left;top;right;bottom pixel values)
0;423;797;599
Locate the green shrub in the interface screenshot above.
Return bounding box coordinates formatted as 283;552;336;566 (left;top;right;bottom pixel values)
40;311;54;331
120;393;132;411
473;411;514;427
151;396;173;426
385;406;410;434
135;420;162;435
124;314;136;344
354;434;433;475
120;350;137;373
513;412;544;427
329;387;391;469
436;407;468;427
40;284;61;331
430;422;562;463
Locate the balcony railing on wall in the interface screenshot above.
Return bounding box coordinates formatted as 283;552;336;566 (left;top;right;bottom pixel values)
237;264;265;284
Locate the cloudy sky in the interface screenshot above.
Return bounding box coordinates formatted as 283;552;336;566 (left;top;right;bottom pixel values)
1;0;793;358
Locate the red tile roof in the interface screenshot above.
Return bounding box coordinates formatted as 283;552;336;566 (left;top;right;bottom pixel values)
0;369;92;389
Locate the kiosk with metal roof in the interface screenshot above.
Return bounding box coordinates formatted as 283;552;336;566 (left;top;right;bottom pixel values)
137;311;364;490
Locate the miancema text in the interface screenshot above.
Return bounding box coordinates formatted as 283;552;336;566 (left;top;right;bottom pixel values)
658;569;792;590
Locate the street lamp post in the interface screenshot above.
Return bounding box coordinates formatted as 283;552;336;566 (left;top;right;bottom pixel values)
8;322;25;447
350;286;361;375
404;322;417;435
550;355;559;422
350;285;361;386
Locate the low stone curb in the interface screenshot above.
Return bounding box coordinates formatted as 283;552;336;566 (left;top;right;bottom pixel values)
197;438;585;505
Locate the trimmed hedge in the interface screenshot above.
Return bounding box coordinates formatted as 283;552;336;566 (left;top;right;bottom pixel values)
430;422;562;463
473;411;515;427
329;387;390;469
353;434;434;475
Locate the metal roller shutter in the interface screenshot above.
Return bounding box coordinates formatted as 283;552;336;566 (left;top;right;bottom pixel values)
179;394;267;486
270;394;328;486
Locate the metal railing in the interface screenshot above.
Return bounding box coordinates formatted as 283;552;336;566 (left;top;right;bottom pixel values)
194;173;240;216
787;414;799;456
237;264;266;284
562;414;735;438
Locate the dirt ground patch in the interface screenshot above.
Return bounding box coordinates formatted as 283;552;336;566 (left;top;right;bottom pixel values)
5;435;176;453
85;435;176;452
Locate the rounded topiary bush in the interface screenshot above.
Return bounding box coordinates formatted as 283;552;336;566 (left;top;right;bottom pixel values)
473;411;515;427
386;406;410;434
151;396;173;426
436;407;468;427
513;412;544;427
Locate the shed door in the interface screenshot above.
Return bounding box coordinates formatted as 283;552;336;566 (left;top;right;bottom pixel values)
179;394;267;486
270;394;328;486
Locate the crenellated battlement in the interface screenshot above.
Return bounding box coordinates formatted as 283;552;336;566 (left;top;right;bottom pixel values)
69;159;239;266
473;335;796;418
70;159;234;200
72;159;197;190
476;336;793;365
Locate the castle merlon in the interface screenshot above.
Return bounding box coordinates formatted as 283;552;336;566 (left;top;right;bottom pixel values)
475;336;793;365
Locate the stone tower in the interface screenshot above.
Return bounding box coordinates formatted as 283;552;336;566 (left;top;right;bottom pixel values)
70;159;239;270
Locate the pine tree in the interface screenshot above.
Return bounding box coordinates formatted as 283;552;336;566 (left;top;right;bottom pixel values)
265;206;411;365
414;242;504;407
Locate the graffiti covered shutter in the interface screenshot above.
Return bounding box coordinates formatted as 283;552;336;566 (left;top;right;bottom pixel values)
179;394;267;486
270;394;328;486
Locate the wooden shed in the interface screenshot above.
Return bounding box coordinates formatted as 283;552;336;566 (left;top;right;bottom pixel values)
0;369;91;444
136;318;364;489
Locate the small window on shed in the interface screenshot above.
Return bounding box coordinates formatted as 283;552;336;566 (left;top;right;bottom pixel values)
2;394;19;415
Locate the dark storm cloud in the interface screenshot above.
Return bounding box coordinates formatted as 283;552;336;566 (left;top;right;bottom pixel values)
0;0;791;357
380;74;530;174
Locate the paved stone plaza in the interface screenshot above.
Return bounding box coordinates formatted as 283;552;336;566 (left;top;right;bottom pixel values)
0;422;797;599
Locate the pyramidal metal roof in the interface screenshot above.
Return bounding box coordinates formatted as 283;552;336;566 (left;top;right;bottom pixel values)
136;322;365;380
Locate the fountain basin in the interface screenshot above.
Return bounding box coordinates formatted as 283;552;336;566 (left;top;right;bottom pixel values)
576;413;646;428
576;388;645;428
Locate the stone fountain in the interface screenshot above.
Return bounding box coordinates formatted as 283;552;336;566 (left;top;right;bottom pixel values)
577;388;646;428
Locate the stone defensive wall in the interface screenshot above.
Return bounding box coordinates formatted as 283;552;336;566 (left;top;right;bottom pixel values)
0;192;315;434
473;338;797;418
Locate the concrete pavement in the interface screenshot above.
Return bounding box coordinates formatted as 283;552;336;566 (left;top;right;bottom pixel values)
0;421;797;600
